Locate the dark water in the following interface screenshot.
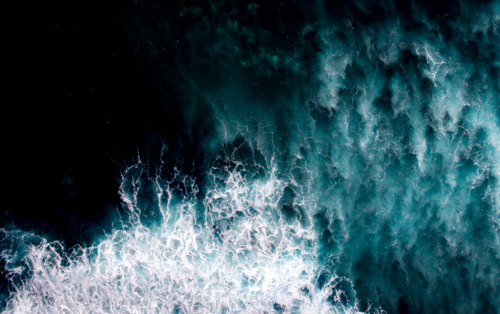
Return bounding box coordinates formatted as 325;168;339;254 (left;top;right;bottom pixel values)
2;0;500;313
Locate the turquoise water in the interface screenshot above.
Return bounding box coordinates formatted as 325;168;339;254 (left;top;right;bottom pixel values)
1;0;499;313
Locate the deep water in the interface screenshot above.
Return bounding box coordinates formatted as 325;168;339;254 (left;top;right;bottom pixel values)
2;0;500;313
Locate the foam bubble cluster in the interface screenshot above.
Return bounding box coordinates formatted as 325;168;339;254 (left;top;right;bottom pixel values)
1;153;369;314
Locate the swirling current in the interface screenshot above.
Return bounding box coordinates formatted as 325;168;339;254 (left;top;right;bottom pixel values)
2;0;500;313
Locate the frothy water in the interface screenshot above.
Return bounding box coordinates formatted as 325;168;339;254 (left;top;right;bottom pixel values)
1;152;370;313
2;0;500;313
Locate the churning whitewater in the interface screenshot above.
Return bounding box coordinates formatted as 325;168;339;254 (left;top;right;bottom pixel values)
2;152;350;313
1;0;500;313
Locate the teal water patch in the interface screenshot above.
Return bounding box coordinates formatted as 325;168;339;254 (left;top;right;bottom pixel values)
2;0;500;313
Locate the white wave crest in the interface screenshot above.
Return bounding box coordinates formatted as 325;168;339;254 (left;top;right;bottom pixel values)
1;155;368;314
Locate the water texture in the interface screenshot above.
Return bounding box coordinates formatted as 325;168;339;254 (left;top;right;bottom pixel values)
2;0;500;313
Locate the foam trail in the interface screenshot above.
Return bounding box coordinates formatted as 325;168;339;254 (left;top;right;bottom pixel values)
1;149;370;313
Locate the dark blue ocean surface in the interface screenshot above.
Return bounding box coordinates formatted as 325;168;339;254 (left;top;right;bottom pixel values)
2;0;499;313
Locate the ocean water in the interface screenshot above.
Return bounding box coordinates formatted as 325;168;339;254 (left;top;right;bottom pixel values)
2;0;500;313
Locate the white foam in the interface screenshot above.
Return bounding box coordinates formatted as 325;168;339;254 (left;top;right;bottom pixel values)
1;156;367;314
